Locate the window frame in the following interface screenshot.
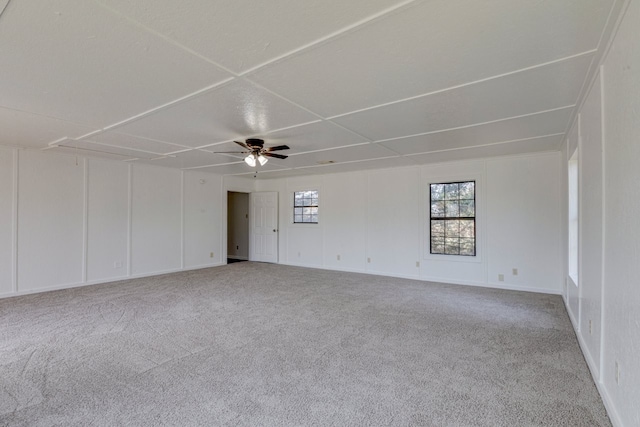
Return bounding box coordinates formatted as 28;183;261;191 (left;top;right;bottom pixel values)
293;190;319;224
568;149;579;286
429;180;477;257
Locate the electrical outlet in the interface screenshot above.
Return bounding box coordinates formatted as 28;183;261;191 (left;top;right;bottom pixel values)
589;319;593;335
416;261;420;268
367;257;371;263
498;274;504;282
615;361;620;384
337;254;340;261
512;268;518;276
210;252;214;258
236;245;239;250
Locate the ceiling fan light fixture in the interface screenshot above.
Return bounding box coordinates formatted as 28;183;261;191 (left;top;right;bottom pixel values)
244;155;256;167
258;154;268;166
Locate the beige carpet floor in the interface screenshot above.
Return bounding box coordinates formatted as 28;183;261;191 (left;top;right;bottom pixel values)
0;262;610;426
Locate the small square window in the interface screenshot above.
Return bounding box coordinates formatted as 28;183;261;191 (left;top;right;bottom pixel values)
293;190;318;223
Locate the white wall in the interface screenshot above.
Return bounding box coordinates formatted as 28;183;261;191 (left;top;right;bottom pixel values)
18;150;85;292
87;159;129;282
367;168;422;278
183;171;223;268
131;165;183;275
601;0;640;418
323;172;367;273
562;2;640;425
0;147;15;295
0;149;226;297
259;152;562;294
486;155;562;293
579;71;604;374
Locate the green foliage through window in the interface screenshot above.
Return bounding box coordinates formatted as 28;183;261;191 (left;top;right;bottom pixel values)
430;181;475;256
294;190;318;223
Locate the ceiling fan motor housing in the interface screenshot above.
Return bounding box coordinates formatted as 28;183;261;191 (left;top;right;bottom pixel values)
246;138;264;149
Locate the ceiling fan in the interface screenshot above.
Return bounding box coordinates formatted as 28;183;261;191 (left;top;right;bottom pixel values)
213;138;290;167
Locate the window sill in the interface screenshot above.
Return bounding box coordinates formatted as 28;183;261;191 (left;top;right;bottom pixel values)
289;222;321;228
423;253;482;263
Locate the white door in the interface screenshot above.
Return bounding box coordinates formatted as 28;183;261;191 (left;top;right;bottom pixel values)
249;192;278;263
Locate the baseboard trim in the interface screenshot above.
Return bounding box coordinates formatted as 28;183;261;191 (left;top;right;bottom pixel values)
424;276;561;295
562;297;623;427
280;262;366;274
282;262;424;280
0;263;226;299
278;263;560;295
566;298;580;334
182;263;226;271
596;381;623;427
366;269;420;280
280;261;325;270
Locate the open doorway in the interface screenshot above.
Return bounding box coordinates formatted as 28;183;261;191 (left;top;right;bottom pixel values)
227;191;249;264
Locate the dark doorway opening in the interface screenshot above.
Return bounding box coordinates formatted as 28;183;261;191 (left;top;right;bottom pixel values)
227;191;249;264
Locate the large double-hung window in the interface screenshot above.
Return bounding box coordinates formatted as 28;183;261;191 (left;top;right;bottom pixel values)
430;181;476;256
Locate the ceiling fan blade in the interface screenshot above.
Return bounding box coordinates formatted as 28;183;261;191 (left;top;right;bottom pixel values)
234;140;251;150
264;145;290;152
210;151;248;154
263;152;288;160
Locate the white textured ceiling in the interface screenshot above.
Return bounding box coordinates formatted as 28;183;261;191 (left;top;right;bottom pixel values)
0;0;622;178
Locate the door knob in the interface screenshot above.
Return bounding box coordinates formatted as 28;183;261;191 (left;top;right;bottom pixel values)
273;229;277;232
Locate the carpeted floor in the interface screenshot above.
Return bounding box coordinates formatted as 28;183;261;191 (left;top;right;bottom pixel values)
0;262;610;426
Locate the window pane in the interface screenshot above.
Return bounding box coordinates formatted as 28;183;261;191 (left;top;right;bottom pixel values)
311;214;318;223
311;198;318;206
310;207;318;215
431;238;445;254
459;200;475;217
294;215;303;222
445;183;459;200
445;201;459;217
431;184;445;201
460;238;475;256
445;238;459;254
445;220;460;236
294;207;302;215
431;201;445;217
459;181;475;199
459;220;475;238
431;220;445;236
